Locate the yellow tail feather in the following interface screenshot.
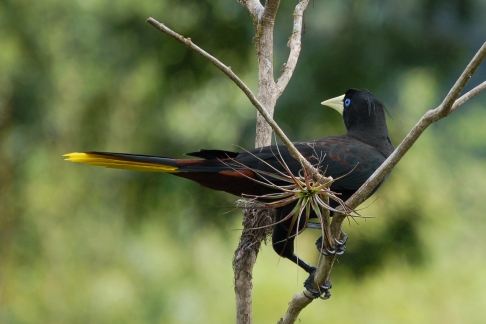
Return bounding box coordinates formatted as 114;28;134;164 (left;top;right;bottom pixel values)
64;153;178;173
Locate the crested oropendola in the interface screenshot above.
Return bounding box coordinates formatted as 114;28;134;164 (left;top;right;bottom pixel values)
65;88;394;297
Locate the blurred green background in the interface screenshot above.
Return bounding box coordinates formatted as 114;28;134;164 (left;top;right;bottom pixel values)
1;0;486;323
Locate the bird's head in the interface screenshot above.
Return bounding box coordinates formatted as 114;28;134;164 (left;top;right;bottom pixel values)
321;89;393;154
321;88;390;132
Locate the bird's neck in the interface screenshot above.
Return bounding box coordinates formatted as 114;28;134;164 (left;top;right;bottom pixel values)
347;124;394;156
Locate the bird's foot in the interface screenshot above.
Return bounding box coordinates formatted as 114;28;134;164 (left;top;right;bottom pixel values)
303;269;332;300
315;233;348;256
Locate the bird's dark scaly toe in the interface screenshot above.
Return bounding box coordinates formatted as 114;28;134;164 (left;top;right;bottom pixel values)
303;270;332;300
315;233;348;256
335;233;348;255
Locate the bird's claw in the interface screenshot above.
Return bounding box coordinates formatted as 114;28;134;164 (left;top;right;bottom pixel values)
303;269;332;300
315;233;348;256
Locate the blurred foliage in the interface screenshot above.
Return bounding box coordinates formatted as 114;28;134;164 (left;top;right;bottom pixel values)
1;0;486;323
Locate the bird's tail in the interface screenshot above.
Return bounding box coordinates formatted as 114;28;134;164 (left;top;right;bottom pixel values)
64;150;284;197
64;152;183;173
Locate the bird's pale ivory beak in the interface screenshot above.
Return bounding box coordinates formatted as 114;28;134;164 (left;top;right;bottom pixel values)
321;94;345;115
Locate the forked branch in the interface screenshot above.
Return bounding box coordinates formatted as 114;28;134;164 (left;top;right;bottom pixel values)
146;14;319;183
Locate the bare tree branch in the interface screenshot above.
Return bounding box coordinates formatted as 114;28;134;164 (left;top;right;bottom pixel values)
146;19;279;322
345;42;486;212
148;9;336;323
239;2;329;322
438;44;486;117
279;42;486;322
451;80;486;112
146;17;321;183
277;293;312;324
237;0;264;20
276;0;310;94
262;0;280;23
254;0;280;148
311;44;486;319
147;11;315;323
239;2;280;321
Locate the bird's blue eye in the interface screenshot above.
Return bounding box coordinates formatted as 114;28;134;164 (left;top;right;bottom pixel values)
344;98;351;107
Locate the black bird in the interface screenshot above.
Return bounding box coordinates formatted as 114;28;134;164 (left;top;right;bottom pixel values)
65;89;393;296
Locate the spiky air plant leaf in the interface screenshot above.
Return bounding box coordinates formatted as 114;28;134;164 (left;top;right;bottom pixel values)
224;148;357;255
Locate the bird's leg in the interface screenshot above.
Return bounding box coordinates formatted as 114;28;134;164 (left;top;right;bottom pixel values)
272;223;332;299
272;223;315;273
315;232;348;256
306;214;348;256
306;222;322;230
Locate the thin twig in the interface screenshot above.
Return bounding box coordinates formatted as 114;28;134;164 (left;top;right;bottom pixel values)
451;80;486;112
438;43;486;118
279;42;486;322
344;42;486;212
146;17;321;183
330;43;486;243
321;41;486;300
276;0;310;94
